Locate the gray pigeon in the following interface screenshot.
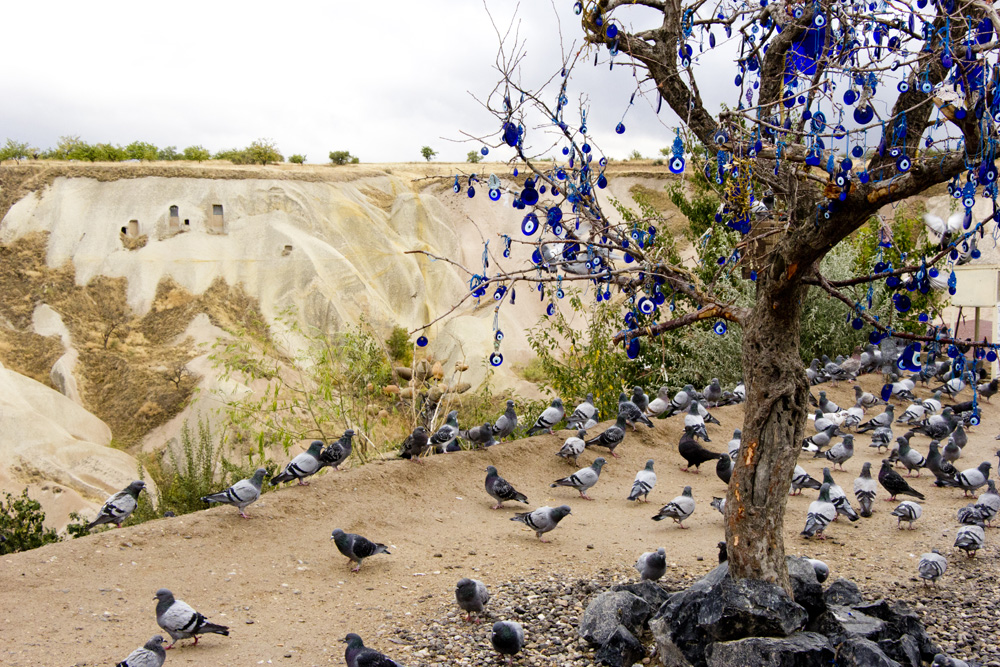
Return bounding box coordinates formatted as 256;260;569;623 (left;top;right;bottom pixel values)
566;394;598;429
802;425;839;453
727;429;742;460
201;468;266;518
954;524;986;557
619;393;654;430
494;400;518;440
819;435;854;470
665;385;695;417
491;621;524;665
430;410;460;452
853;462;877;517
918;550;947;585
510;505;572;542
710;496;727;515
645;386;672;417
557;430;587;466
631;386;649;413
463;423;497;449
154;588;229;648
527;399;565;435
455;578;490;622
87;480;145;529
897;402;926;425
331;528;390;572
937;462;992;496
652;486;695;528
869;426;893;452
320;429;355;469
703;378;723;405
931;654;971;667
801;483;837;539
975;480;1000;525
790;465;822;495
585;415;626;457
271;441;324;485
400;426;430;461
858;405;894;433
116;635;166;667
634;547;667;581
343;633;402;667
552;458;606;500
822;468;859;522
897;441;926;477
818;391;840;414
628;460;657;502
806;558;830;583
683;402;710;441
485;466;528;509
890;500;922;529
854;385;881;410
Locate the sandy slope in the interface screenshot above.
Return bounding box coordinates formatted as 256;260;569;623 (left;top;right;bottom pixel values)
1;377;997;666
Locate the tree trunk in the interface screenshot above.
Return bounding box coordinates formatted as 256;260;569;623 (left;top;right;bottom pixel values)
724;276;810;593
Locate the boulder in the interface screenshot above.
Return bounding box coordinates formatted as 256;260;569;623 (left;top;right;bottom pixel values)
579;590;651;646
650;562;808;666
808;604;886;644
610;579;673;610
786;556;825;619
824;578;864;607
705;632;834;667
836;637;902;667
594;625;645;667
877;635;921;667
854;600;941;663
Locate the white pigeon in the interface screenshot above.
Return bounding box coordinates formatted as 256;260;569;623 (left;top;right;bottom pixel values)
154;588;230;648
557;429;587;466
627;460;657;502
922;211;964;239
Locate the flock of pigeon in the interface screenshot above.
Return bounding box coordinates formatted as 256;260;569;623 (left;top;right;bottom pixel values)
88;338;998;666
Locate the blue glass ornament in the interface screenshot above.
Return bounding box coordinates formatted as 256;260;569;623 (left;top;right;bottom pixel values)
615;122;625;134
417;336;428;347
494;330;504;342
713;321;727;335
546;303;555;316
521;213;539;236
880;384;893;402
489;188;501;201
851;318;863;330
637;297;655;315
626;337;640;359
489;352;503;367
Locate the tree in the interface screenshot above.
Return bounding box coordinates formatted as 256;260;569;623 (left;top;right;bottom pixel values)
182;145;211;162
329;150;358;165
0;489;60;554
467;150;483;163
627;149;643;161
420;146;437;161
289;154;305;164
424;1;1000;591
244;138;283;165
157;145;180;161
0;139;33;163
123;141;159;161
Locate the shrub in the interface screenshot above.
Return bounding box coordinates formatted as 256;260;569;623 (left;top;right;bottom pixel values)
0;489;61;554
420;146;437;161
329;150;357;165
182;145;211;161
386;326;413;367
466;150;482;164
289;154;305;164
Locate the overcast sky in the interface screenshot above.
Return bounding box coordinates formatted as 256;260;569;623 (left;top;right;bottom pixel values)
1;0;732;163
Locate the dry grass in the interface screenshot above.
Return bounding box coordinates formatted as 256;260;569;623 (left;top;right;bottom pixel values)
629;182;690;237
0;328;63;385
119;233;148;251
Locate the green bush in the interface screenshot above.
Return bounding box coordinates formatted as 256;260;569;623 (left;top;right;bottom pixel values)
466;150;482;164
386;326;413;367
0;489;61;554
289;154;305;164
420;146;437;162
182;145;211;161
329;150;357;165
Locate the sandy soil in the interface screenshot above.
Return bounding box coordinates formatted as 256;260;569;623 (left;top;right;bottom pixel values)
0;376;997;666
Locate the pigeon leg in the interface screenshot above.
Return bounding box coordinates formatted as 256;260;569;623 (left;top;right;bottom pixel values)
610;450;621;458
677;520;687;529
491;503;503;510
538;537;551;543
814;532;829;540
192;636;199;646
579;491;593;501
165;641;177;650
297;479;310;486
885;496;897;502
240;511;250;519
679;465;689;472
351;562;362;573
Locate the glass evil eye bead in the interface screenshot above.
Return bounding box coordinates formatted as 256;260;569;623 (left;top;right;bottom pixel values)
493;286;507;300
669;156;686;174
480;146;489;156
897;81;910;93
713;129;729;145
851;317;863;330
615;122;626;134
988;350;999;362
546;303;556;316
521;213;539;236
896;155;911;172
843;89;858;105
556;288;565;299
489;188;501;201
467;186;476;198
494;330;504;342
637;297;655;314
713;321;727;335
417;335;428;347
597;174;608;188
626;337;640;359
489;352;504;367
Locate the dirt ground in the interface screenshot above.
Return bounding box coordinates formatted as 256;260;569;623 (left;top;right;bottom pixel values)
0;376;996;666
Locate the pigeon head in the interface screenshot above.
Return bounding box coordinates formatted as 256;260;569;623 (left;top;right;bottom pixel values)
126;481;146;496
632;386;643;396
553;505;572;519
342;633;364;647
506;400;514;409
552;398;564;408
343;429;355;438
822;468;834;485
682;486;693;497
251;468;268;483
592;458;607;470
145;635;166;650
860;461;872;476
618;393;629;402
585;393;594;402
153;588;173;602
485;465;498;477
446;410;459;424
644;459;655;471
577;429;587;438
979;462;992;474
733;428;742;438
818;483;832;501
306;441;324;456
330;528;345;541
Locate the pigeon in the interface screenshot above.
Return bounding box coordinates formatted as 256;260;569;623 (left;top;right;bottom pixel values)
923;392;943;415
925;441;959;482
915;407;956;440
858;405;894;433
869;426;893;452
645;386;672;417
897;402;927;424
790;464;822;495
957;504;989;526
934;372;970;398
975;480;1000;525
936;462;992;496
918;550;947;585
566;394;598;429
491;621;524;666
678;427;725;472
703;378;723;405
320;429;355;469
631;386;650;413
271;441;325;485
485;466;529;509
978;378;1000;403
684;403;710;441
818;391;840;414
455;578;490;623
923;210;964;239
87;481;145;529
931;654;972;667
890;500;922;529
819;435;854;470
842;406;864;431
201;468;266;518
652;486;695;528
823;355;853;382
430;410;460;453
710;496;726;515
493;400;518;440
510;505;572;542
527;399;565;435
732;381;746;403
557;429;587;466
343;634;402;667
897;441;926;477
822;468;860;522
801;483;837;539
889;376;919;401
462;423;497;449
954;524;986;558
802;424;839;453
628;459;657;502
717;541;729;563
727;429;742;460
552;458;606;500
942;438;963;464
154;588;229;649
854;385;881;410
948;425;968;450
399;426;430;462
584;416;627;458
664;385;695;417
812;408;837;433
331;528;390;572
807;558;831;583
619;393;654;430
116;635;166;667
878;459;926;501
716;455;733;484
634;547;667;581
853;462;877;517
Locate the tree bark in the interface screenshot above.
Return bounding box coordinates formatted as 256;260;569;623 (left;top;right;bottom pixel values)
725;274;810;593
